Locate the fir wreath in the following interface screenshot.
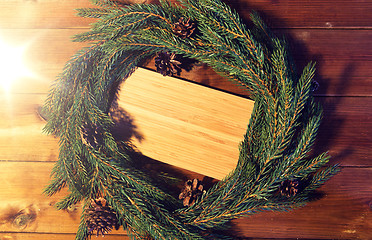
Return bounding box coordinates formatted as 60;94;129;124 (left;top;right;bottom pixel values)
42;0;340;239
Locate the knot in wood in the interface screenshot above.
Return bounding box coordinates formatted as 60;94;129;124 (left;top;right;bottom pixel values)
12;213;32;229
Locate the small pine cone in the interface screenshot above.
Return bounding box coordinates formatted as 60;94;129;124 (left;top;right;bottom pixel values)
172;17;196;39
280;180;299;197
179;178;204;207
155;51;182;76
311;80;320;92
86;197;120;237
81;123;104;148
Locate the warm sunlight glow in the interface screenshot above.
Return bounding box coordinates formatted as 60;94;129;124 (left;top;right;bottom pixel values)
0;39;33;92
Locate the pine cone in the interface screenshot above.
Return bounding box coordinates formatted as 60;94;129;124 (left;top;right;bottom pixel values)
155;51;182;76
280;180;299;197
86;197;120;237
179;179;204;206
172;17;196;39
81;123;104;148
311;80;320;92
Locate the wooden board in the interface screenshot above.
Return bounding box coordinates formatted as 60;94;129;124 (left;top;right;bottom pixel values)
0;94;59;162
0;28;88;94
0;28;371;96
315;97;372;166
227;0;372;28
0;162;79;233
0;0;95;29
0;161;370;239
231;168;372;239
0;0;371;239
0;233;129;240
0;67;254;180
118;68;254;180
0;162;128;236
2;0;372;29
159;29;372;97
1;93;371;166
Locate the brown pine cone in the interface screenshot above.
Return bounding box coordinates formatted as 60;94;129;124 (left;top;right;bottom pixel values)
86;197;120;237
172;17;196;39
155;51;182;76
179;179;204;207
279;179;299;197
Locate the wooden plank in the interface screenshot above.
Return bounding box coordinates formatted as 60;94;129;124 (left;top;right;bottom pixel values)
0;233;268;240
0;162;79;233
0;161;127;236
0;0;94;29
224;0;372;29
0;233;129;240
5;68;368;176
0;67;255;180
1;28;371;96
117;68;254;180
230;168;372;240
314;96;372;166
162;29;372;97
1;86;371;167
0;94;59;162
248;0;372;29
0;28;88;94
1;0;372;29
0;1;370;240
287;29;372;97
120;71;372;168
0;161;370;239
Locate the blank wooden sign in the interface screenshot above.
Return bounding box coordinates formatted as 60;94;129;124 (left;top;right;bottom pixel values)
117;68;255;180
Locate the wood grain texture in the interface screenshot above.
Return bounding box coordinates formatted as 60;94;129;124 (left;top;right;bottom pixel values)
1;17;371;96
119;68;254;179
230;168;372;239
148;29;372;97
315;97;372;166
1;27;371;96
0;162;128;236
2;0;372;29
0;233;129;240
1;92;371;166
0;28;88;94
0;162;369;239
0;0;371;239
226;0;372;29
0;68;254;179
0;0;95;29
0;162;79;233
0;94;58;162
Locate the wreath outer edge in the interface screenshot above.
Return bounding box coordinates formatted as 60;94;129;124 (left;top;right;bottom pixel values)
42;0;340;239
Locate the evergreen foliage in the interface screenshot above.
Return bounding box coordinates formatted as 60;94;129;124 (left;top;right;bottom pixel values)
42;0;339;239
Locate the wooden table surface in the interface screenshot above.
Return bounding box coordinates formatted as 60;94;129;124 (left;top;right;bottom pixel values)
0;0;371;239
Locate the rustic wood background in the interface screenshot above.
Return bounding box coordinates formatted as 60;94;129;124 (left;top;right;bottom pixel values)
0;0;371;239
